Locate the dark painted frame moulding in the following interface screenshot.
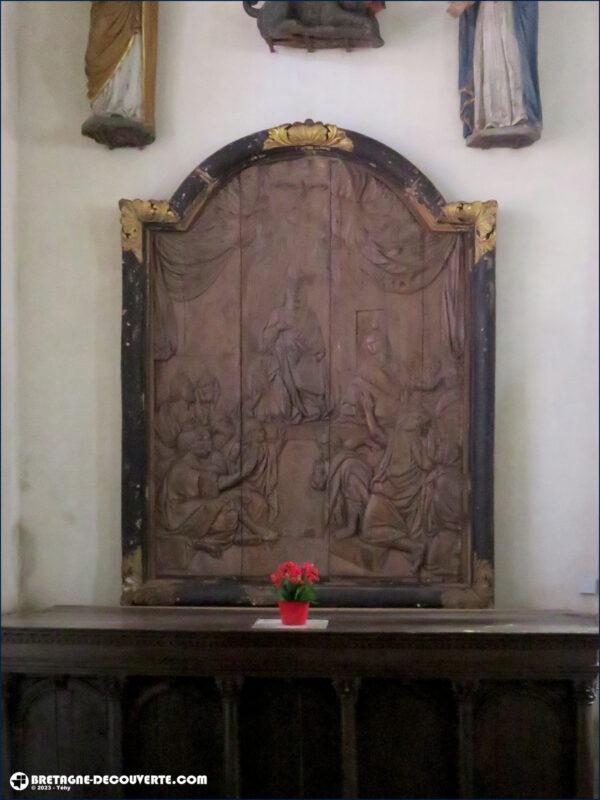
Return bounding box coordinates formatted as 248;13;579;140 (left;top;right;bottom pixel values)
120;121;496;608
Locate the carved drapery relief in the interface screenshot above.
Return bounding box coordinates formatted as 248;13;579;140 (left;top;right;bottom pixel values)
142;156;480;588
335;162;458;293
151;182;240;360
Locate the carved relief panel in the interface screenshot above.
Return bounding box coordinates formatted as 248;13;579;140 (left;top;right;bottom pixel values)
120;122;496;607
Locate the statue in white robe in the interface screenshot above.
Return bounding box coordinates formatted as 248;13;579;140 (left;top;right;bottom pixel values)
448;1;542;148
82;1;158;148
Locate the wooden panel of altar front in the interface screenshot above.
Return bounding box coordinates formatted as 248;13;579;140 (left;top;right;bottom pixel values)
2;607;598;799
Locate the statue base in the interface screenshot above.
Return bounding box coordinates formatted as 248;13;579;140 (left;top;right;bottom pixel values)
81;114;155;150
466;121;542;149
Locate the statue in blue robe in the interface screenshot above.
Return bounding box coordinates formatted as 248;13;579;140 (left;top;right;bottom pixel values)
448;1;542;148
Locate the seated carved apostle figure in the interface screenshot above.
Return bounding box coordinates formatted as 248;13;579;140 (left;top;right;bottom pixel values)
421;437;465;578
239;421;284;545
193;365;236;453
344;326;441;427
155;372;199;450
154;371;202;483
360;393;432;571
311;436;373;541
158;428;242;558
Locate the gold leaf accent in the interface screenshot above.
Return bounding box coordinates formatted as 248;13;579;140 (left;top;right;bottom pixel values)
123;579;181;606
121;546;143;604
119;198;180;261
441;556;494;609
442;200;497;261
264;120;353;152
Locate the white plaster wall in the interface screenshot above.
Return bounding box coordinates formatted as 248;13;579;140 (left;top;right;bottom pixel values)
4;0;598;610
1;1;21;612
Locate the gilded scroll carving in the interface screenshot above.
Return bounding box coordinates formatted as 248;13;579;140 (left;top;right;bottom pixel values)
122;546;143;599
264;121;354;151
120;199;179;262
441;556;494;608
442;200;497;261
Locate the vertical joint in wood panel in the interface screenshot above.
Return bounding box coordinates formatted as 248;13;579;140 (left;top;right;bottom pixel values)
453;680;479;799
216;677;244;799
333;678;361;799
2;674;16;799
573;678;598;799
105;677;125;784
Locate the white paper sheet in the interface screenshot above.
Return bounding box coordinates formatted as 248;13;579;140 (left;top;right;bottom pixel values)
252;618;329;631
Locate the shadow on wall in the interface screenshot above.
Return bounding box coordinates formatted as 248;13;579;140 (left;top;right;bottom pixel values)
492;202;537;610
15;523;37;611
89;203;123;606
19;0;90;147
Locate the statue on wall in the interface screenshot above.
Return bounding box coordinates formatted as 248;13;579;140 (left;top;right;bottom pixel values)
82;1;158;149
447;1;542;148
243;0;386;52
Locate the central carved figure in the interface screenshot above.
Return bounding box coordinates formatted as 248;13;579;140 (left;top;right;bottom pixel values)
252;274;328;423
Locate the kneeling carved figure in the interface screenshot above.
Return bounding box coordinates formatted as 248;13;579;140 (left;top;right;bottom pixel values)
243;0;386;51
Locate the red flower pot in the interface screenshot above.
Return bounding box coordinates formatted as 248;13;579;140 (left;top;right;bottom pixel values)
278;601;309;626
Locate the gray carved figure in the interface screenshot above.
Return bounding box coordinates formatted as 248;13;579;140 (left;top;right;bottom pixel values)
248;276;329;424
420;437;465;578
158;425;282;559
344;319;442;428
158;427;242;558
360;393;431;573
311;436;373;542
243;0;385;52
239;421;285;544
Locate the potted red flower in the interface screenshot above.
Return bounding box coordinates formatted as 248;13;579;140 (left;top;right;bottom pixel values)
270;561;320;626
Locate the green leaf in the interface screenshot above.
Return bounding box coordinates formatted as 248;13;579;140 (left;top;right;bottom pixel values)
272;578;318;604
294;584;316;603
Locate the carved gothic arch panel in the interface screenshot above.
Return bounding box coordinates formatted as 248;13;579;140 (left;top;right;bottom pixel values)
120;121;496;608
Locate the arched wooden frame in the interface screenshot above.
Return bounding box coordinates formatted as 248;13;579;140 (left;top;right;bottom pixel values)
120;121;496;608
